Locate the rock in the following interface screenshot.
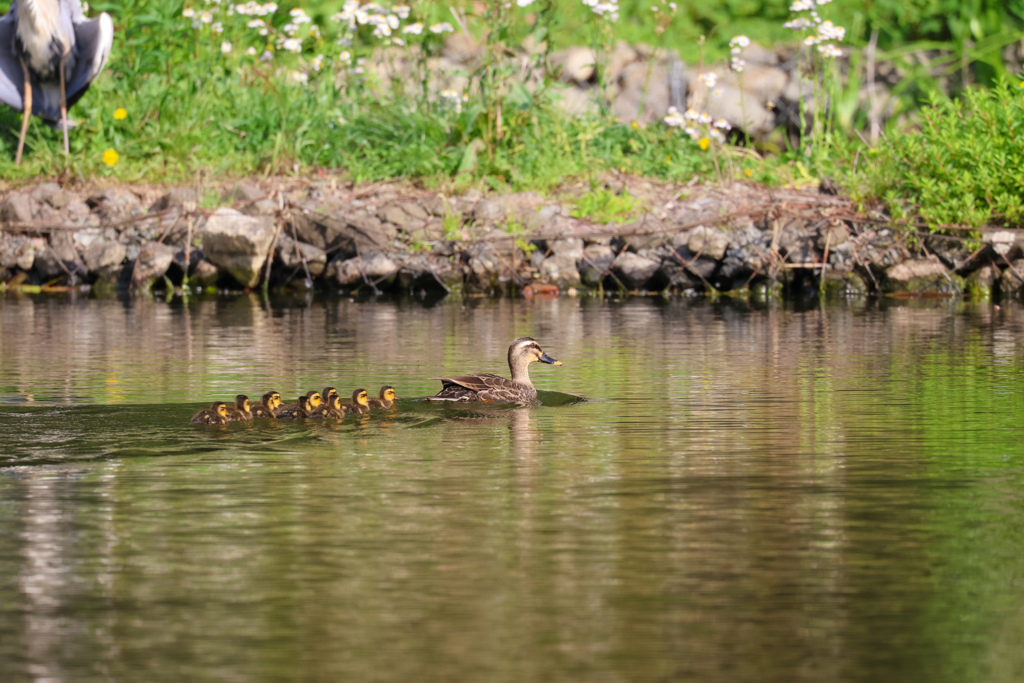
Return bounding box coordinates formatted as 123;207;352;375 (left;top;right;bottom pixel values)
465;243;504;290
738;64;788;106
0;235;35;272
820;270;869;297
778;219;817;263
289;208;395;256
275;233;327;277
30;183;72;210
553;85;599;117
547;237;584;260
223;179;265;203
190;258;221;287
687;225;730;260
612;251;661;290
703;84;775;137
999;260;1024;296
199;208;276;288
579;244;615;287
405;219;446;243
35;233;86;283
538;254;582;288
883;255;952;293
396;255;462;292
472;192;546;227
83;240;127;276
0;192;36;224
328;251;399;289
87;188;141;220
612;62;670;125
377;200;429;231
817;220;850;250
132;242;176;288
551;46;597;84
150;187;198;213
965;265;995;300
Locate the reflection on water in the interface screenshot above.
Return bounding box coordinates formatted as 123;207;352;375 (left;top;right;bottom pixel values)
2;293;1024;682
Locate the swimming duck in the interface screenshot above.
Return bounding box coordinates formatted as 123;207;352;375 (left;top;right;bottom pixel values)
191;401;229;425
430;337;562;404
322;387;339;405
367;385;398;410
341;388;371;415
224;394;253;422
268;392;284;416
309;394;345;419
250;392;279;419
277;395;313;420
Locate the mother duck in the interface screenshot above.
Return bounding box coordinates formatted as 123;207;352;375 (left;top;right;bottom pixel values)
430;337;561;404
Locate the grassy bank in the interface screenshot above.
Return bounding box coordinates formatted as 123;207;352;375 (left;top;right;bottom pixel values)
0;1;1022;231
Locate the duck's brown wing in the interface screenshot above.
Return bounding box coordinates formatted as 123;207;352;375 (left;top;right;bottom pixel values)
434;374;535;404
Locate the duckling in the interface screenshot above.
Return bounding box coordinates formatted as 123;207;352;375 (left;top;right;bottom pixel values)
306;391;323;410
309;393;345;419
250;392;279;419
429;337;562;405
224;394;253;422
367;385;398;410
277;395;313;420
341;388;371;415
322;387;339;405
268;392;284;416
191;401;229;425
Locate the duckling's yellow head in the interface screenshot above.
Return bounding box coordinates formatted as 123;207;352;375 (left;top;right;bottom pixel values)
214;402;228;417
302;396;313;411
308;392;322;408
271;393;282;409
331;395;342;410
353;388;369;406
243;398;251;412
236;394;249;410
323;387;338;401
382;386;397;402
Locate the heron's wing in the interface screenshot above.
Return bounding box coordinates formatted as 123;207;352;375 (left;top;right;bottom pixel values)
66;12;113;108
0;11;25;111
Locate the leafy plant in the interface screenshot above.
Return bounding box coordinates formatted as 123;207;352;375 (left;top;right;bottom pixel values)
571;187;642;223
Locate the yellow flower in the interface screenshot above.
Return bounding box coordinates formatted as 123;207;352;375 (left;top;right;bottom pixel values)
102;149;119;166
1019;81;1024;88
113;107;127;120
743;169;752;177
664;155;671;163
698;137;710;150
631;120;638;130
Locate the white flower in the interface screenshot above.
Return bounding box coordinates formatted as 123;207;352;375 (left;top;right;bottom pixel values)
709;128;725;143
182;8;196;18
664;106;685;127
784;17;813;30
698;112;711;124
429;22;454;33
290;8;311;23
729;34;750;48
220;41;232;54
200;11;213;23
818;43;842;57
803;35;819;46
260;50;273;61
698;72;717;88
518;0;537;5
339;50;352;63
817;20;845;41
402;22;424;34
282;37;302;52
713;118;732;130
247;18;265;28
684;108;699;120
283;23;298;36
394;5;411;19
790;0;814;10
289;70;309;84
392;37;405;46
684;126;699;140
312;54;324;71
246;46;258;56
387;14;400;29
212;22;223;34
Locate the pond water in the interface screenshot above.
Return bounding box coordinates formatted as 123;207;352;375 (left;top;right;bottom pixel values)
1;292;1023;682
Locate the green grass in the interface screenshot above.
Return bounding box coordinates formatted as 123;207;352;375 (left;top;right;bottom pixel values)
0;0;1021;233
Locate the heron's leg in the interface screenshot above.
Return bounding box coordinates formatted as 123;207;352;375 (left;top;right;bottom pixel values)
15;60;32;167
59;52;69;158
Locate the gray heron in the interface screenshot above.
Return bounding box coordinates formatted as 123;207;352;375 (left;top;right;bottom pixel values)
0;0;113;165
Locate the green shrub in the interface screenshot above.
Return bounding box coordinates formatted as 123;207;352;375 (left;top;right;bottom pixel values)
859;80;1024;230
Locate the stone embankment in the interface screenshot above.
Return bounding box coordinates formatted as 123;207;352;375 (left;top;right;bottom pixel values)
1;178;1020;300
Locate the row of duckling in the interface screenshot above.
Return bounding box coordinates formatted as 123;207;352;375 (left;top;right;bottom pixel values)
191;386;397;425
